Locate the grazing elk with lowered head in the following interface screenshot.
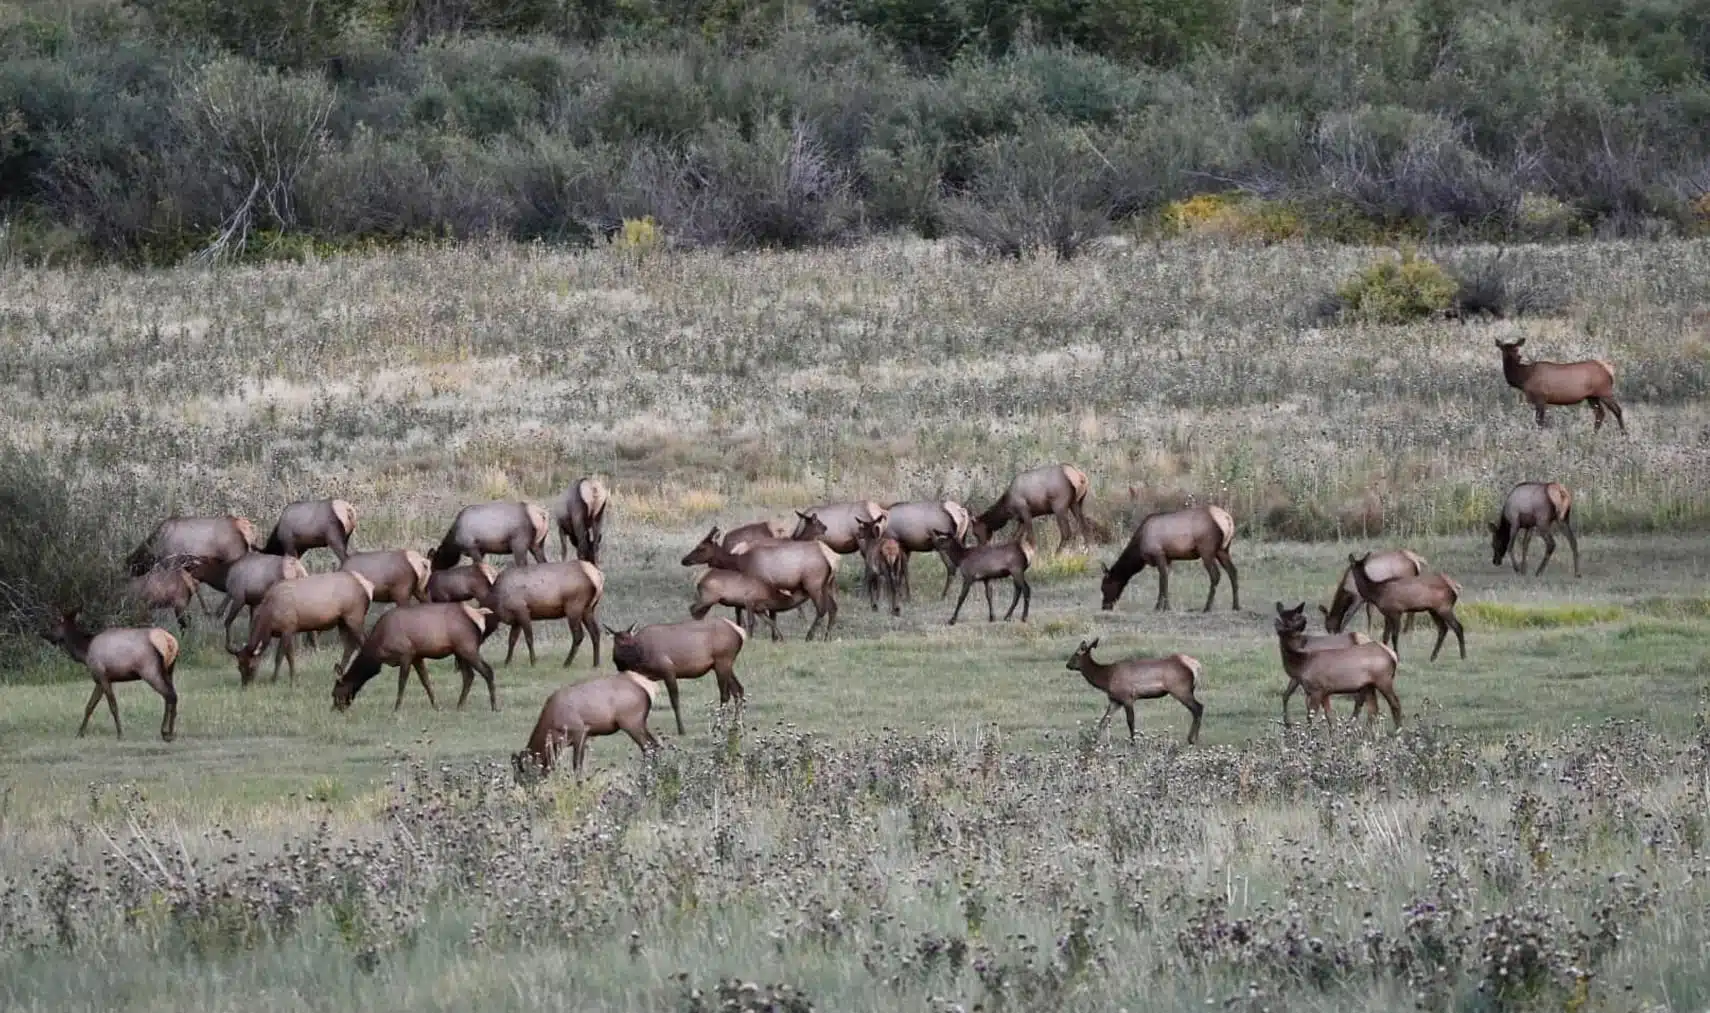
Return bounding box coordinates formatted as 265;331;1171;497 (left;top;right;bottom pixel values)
44;611;180;742
881;499;972;599
689;568;806;641
971;463;1092;547
1320;549;1428;635
933;524;1034;624
1496;338;1625;432
332;602;501;713
263;498;357;562
512;673;663;782
1099;504;1238;612
1274;605;1401;732
217;551;310;650
1490;481;1580;577
430;500;550;571
1064;639;1204;745
228;571;375;686
681;519;841;641
1274;601;1379;727
607;617;748;735
854;514;905;616
553;477;609;564
1346;552;1466;662
486;560;605;668
425;562;497;604
126;514;259;613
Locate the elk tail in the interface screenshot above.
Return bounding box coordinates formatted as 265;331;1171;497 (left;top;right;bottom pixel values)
1208;506;1237;551
1176;653;1204;688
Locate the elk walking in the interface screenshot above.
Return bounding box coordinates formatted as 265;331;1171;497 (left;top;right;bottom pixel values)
429;501;550;571
553;477;609;564
340;549;431;606
331;602;501;712
1064;638;1204;744
512;673;663;782
263;498;357;561
791;501;889;556
1274;605;1402;732
971;463;1092;547
125;515;259;614
217;551;311;649
607;618;748;735
126;556;202;631
1496;338;1625;432
1320;549;1428;634
227;571;375;685
1099;504;1238;612
486;560;606;667
1490;481;1580;577
1346;553;1467;662
688;569;805;641
1274;602;1379;727
934;524;1034;624
425;562;498;604
680;521;840;641
44;611;179;742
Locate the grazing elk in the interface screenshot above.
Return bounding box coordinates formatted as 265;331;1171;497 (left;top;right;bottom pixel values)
512;673;663;782
340;549;431;606
971;463;1092;547
126;556;202;630
1320;549;1428;635
854;514;905;616
882;499;973;599
125;515;259;613
607;618;748;735
791;501;889;556
1064;638;1204;745
429;500;550;571
263;498;357;561
680;521;841;641
1490;481;1580;578
425;562;497;604
1346;553;1466;662
487;560;605;667
1496;338;1625;432
217;551;310;650
332;602;501;713
1274;601;1378;727
933;524;1034;624
553;477;609;564
44;611;179;742
1274;607;1402;732
689;568;806;641
1099;505;1238;612
228;571;375;686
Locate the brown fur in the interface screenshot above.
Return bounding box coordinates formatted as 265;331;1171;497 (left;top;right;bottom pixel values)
264;498;357;561
689;568;807;641
1347;553;1466;662
218;552;310;650
1099;504;1238;612
720;519;795;554
790;501;889;555
681;520;841;641
44;612;179;742
487;560;606;668
607;617;748;735
332;602;500;712
1490;481;1580;577
854;514;906;616
512;672;663;781
1321;549;1428;634
126;558;201;631
1497;338;1625;431
125;515;258;615
933;524;1034;624
1274;610;1402;733
971;463;1091;546
228;571;375;686
1274;602;1378;726
882;499;972;599
340;549;431;605
430;500;551;571
553;477;610;564
425;562;498;604
1064;638;1204;744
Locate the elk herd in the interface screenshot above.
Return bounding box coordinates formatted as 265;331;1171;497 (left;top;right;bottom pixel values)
37;339;1622;779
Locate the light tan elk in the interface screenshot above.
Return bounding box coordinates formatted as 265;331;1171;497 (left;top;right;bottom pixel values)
512;673;663;782
263;498;357;561
331;602;501;713
228;571;375;686
688;568;806;641
1064;638;1204;744
1490;481;1580;577
720;519;794;553
553;477;609;564
881;499;972;599
340;549;431;605
1274;601;1378;727
217;551;310;650
1346;553;1466;662
487;560;605;667
1099;505;1238;612
971;463;1092;546
126;556;202;630
125;514;259;612
1320;549;1428;635
607;617;747;735
1274;606;1402;732
680;520;840;641
1496;338;1625;432
854;514;905;616
791;501;889;555
44;611;179;742
933;524;1034;624
429;501;550;570
425;562;497;604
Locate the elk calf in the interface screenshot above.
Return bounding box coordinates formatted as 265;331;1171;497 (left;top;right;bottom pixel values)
854;514;905;616
1275;602;1379;727
1064;638;1204;744
1274;608;1401;732
689;568;805;641
933;526;1033;624
681;521;840;641
218;551;311;650
425;562;498;604
1320;549;1427;635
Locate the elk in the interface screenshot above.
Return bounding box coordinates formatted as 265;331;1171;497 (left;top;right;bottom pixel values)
680;521;840;641
486;560;605;667
606;617;747;735
44;611;179;742
425;562;497;604
512;673;663;782
125;515;259;613
881;499;972;599
553;477;609;564
1274;601;1378;727
688;569;806;641
228;571;375;686
1064;638;1204;745
1496;338;1625;432
263;498;357;561
791;501;889;555
126;556;202;630
217;551;310;650
1274;607;1402;732
340;549;431;605
721;519;794;553
429;500;550;571
1320;549;1428;635
1099;505;1238;612
1490;481;1580;578
933;524;1034;624
331;602;501;713
971;463;1092;547
854;514;905;616
1346;553;1466;662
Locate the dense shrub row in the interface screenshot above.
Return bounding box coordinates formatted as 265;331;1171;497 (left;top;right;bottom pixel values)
2;0;1710;262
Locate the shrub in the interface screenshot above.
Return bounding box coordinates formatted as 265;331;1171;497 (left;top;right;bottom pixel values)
942;120;1110;260
1333;247;1458;325
1159;192;1301;242
1439;248;1566;320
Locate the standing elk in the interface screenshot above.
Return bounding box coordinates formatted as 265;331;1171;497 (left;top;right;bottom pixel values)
217;551;310;649
1496;338;1625;432
126;556;202;630
689;569;806;641
1346;553;1467;662
1099;505;1238;612
720;519;794;554
882;499;972;599
1320;549;1429;635
1064;638;1204;745
429;501;550;571
791;501;889;556
553;477;609;564
854;514;905;616
607;617;748;735
933;524;1034;624
332;602;501;713
512;673;663;782
971;463;1092;547
425;562;497;604
228;571;375;686
680;519;841;641
1274;606;1402;732
44;611;179;742
125;515;259;613
1274;601;1379;727
1490;481;1580;578
340;549;431;606
486;560;605;668
263;498;357;562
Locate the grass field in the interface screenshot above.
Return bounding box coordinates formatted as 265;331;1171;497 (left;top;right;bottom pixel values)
2;237;1710;1011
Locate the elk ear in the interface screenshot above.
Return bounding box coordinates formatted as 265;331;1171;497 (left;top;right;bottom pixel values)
796;510;812;520
1295;601;1306;613
625;622;640;634
1087;637;1099;649
1514;338;1526;348
704;527;720;542
1128;485;1139;501
1274;601;1286;615
601;623;620;637
1099;562;1109;575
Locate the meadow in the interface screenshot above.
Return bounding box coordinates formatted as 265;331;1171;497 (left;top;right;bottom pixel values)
1;236;1710;1011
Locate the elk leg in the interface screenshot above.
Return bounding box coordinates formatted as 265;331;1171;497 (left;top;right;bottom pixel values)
1123;704;1137;744
1384;614;1402;660
101;682;123;739
221;600;243;651
78;683;104;737
275;638;294;684
137;663;177;743
983;579;996;622
887;570;901;617
563;616;585;667
1095;699;1117;739
1200;554;1220;612
328;525;350;562
583;614;602;668
335;620;363;675
1534;527;1557;576
521;619;538;666
571;730;588;782
1518;529;1533;572
1018;574;1032;622
1068;500;1092;545
1281;677;1299;727
762;608;784;642
1427;613;1450;662
898;553;912;602
1531;396;1549;427
865;569;880;611
1154;564;1171;611
394;657;413;711
1055;510;1075;550
939;552;957;600
1379;683;1403;729
948;579;974;625
714;659;745;709
505;624;522;665
1562;517;1581;577
1218;550;1240;610
1446;610;1466;659
1603;396;1626;433
413;659;440;710
622;724;654;754
473;654;498;711
1589;397;1606;431
456;659;475;709
1179;693;1204;745
558;529;571;562
661;673;685;735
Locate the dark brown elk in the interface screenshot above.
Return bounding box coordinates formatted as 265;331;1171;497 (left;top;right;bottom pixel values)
607;617;747;735
1346;553;1466;662
331;602;501;713
263;498;357;561
1064;638;1204;744
854;514;905;616
971;463;1092;546
217;551;311;650
340;549;431;605
791;501;889;555
1490;481;1580;577
125;514;259;612
512;673;663;782
680;520;840;641
429;500;550;571
1496;338;1625;432
1099;505;1238;612
1274;607;1402;732
932;524;1034;624
487;560;605;667
228;571;375;686
553;477;609;564
1274;601;1378;727
425;562;497;604
44;611;179;742
688;568;806;641
126;556;202;630
1320;549;1428;635
721;519;794;553
880;499;972;599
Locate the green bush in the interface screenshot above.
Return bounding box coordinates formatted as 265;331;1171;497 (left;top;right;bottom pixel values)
1333;247;1459;324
